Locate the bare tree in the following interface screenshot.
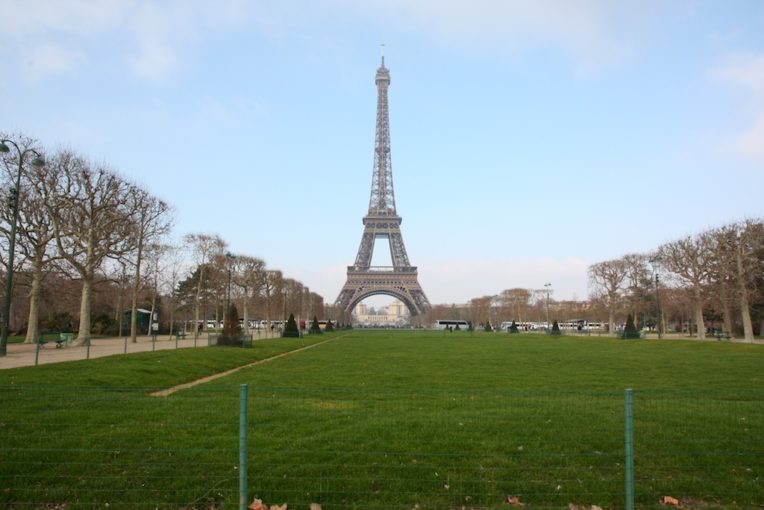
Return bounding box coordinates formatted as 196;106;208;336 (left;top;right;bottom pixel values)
183;233;226;334
158;243;184;336
127;188;172;343
231;255;266;331
498;288;532;323
659;233;714;339
39;152;136;345
718;220;764;342
469;295;493;328
588;258;628;334
708;226;738;336
0;136;60;343
263;270;283;329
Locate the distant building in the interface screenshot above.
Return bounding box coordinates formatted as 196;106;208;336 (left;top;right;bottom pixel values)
353;299;410;327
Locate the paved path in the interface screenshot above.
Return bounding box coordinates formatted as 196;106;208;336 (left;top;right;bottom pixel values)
0;330;281;370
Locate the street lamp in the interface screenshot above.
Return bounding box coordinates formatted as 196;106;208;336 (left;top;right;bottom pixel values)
0;139;44;357
544;283;551;330
649;256;663;339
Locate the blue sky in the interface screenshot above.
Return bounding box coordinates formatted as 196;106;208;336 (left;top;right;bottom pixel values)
2;0;763;306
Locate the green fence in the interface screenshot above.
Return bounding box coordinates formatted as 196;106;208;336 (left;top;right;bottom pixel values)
1;386;761;509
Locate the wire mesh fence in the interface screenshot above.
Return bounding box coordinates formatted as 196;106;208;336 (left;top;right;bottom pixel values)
1;385;761;509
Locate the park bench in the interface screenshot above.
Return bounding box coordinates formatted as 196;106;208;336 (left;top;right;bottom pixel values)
713;331;731;341
57;333;74;348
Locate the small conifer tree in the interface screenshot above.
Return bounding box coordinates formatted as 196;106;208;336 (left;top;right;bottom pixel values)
309;315;322;335
325;319;334;332
282;313;300;338
219;304;242;345
622;313;640;339
550;320;562;336
484;321;493;332
509;320;519;333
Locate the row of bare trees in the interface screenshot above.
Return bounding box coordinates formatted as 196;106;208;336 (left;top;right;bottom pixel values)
588;219;763;341
174;233;325;333
1;134;172;346
1;134;325;347
421;220;762;339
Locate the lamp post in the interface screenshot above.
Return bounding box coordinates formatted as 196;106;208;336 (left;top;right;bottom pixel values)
0;139;44;357
649;256;663;339
544;283;551;330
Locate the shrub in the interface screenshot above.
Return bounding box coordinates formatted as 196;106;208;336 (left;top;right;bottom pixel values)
484;321;493;332
509;320;519;334
325;320;334;332
92;313;118;335
282;313;300;338
550;320;562;336
309;316;322;335
43;312;73;332
219;304;242;343
622;313;641;340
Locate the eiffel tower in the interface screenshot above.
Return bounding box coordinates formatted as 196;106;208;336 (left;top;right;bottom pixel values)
335;51;431;317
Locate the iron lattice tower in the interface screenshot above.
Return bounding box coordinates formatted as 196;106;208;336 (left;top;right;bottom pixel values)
335;52;431;317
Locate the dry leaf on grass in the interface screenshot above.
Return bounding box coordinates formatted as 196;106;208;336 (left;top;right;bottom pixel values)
660;496;681;506
269;505;287;510
505;495;525;507
309;504;322;510
249;499;266;510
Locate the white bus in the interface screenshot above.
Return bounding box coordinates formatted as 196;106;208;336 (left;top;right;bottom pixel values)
433;319;470;330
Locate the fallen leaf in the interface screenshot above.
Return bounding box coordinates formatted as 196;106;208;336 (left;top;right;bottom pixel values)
660;496;680;506
505;495;525;507
249;499;266;510
269;505;287;510
309;504;322;510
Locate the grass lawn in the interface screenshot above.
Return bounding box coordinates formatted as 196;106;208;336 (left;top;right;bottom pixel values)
0;330;762;509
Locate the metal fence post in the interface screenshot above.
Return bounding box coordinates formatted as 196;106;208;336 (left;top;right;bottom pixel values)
35;339;41;366
625;388;634;510
86;339;91;360
239;383;249;510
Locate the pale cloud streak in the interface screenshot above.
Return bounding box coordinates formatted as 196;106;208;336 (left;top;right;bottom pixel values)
1;0;251;82
712;52;764;164
341;0;658;71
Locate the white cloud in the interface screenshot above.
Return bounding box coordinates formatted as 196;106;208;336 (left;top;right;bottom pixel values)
734;114;764;161
1;0;251;81
23;43;85;80
339;0;657;71
712;52;764;164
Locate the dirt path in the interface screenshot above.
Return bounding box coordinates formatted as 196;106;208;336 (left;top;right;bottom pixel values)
150;338;335;397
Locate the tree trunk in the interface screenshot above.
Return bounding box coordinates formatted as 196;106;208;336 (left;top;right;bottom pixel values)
693;288;705;339
736;245;754;342
242;291;249;332
719;281;733;337
130;238;144;343
194;266;204;336
148;289;156;336
75;276;93;346
24;264;43;344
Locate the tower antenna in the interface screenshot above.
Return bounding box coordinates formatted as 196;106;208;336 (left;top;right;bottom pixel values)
381;43;385;66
